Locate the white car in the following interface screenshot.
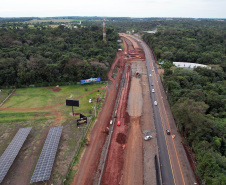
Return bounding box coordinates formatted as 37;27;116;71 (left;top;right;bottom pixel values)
152;69;154;72
110;120;113;125
152;89;155;93
144;135;152;141
89;98;92;103
154;101;157;106
149;74;152;77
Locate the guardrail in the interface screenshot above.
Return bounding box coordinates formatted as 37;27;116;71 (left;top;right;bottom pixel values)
97;64;128;185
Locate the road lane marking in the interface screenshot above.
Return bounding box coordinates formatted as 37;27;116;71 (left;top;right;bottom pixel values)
146;46;186;185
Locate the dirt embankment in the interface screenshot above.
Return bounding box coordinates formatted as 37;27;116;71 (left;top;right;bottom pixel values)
100;65;131;185
72;53;124;185
123;74;143;185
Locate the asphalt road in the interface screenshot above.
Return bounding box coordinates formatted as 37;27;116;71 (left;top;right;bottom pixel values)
142;39;189;185
125;35;188;185
142;42;175;185
122;34;198;185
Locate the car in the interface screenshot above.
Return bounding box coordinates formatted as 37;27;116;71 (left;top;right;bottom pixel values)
151;83;154;86
149;74;152;77
154;101;157;105
117;121;121;126
110;120;113;125
152;89;155;93
89;98;92;103
144;135;152;141
166;129;171;135
152;69;154;72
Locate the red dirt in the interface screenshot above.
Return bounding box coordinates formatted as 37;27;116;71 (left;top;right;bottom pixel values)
116;133;127;144
101;65;131;185
0;87;105;185
47;87;62;92
71;53;125;185
123;116;143;185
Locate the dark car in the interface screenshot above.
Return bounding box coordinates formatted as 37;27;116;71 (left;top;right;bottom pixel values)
166;129;170;135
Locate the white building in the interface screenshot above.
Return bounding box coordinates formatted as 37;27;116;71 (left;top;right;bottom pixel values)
173;62;211;69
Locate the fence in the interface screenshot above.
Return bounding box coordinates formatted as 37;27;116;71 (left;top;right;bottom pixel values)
63;87;106;184
0;89;16;107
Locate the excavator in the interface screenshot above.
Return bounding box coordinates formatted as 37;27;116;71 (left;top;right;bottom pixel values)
136;71;141;78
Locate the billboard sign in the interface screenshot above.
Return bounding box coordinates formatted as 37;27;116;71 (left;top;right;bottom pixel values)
80;77;101;84
66;99;79;107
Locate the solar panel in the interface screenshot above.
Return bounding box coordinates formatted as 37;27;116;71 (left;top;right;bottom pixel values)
0;127;32;183
30;126;63;183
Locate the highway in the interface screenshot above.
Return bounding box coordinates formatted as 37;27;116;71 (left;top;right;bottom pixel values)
142;42;175;185
127;35;187;185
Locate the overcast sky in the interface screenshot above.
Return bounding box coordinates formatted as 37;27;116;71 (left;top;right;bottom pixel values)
0;0;225;18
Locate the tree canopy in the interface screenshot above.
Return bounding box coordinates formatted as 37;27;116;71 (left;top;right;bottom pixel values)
0;23;120;87
163;67;226;184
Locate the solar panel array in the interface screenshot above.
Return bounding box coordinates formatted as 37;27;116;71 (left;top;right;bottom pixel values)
0;127;32;183
30;126;63;183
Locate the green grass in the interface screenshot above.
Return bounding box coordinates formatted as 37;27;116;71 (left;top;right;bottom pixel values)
0;84;105;126
2;84;102;108
0;111;53;124
0;83;106;184
0;89;13;103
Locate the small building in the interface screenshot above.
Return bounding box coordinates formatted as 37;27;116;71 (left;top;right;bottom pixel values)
173;62;211;69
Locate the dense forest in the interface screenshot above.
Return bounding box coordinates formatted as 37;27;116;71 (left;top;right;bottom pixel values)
0;23;119;88
142;19;226;184
162;66;226;184
142;21;226;66
1;17;225;184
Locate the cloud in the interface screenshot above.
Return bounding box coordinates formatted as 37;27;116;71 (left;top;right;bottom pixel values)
0;0;225;18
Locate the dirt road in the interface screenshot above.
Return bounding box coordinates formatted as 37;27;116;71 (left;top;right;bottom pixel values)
100;65;130;185
71;54;124;185
123;75;143;185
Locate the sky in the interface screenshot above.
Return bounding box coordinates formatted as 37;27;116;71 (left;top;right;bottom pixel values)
0;0;225;18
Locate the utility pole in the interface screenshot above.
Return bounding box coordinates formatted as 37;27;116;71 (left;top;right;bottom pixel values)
103;17;106;41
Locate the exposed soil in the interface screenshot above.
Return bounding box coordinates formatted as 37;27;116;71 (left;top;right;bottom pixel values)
0;87;104;185
47;87;62;92
123;116;143;185
71;53;124;185
116;133;127;144
71;34;197;185
122;68;143;185
100;65;131;185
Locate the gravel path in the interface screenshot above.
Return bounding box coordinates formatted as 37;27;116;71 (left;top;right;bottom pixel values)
127;77;143;117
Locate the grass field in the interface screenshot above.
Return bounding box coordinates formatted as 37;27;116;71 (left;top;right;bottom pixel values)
0;89;13;103
0;83;106;184
0;84;105;128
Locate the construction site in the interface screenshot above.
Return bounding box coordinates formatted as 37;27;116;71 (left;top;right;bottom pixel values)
72;33;197;185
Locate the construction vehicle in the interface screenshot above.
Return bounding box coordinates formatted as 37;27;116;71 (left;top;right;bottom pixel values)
136;71;141;78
